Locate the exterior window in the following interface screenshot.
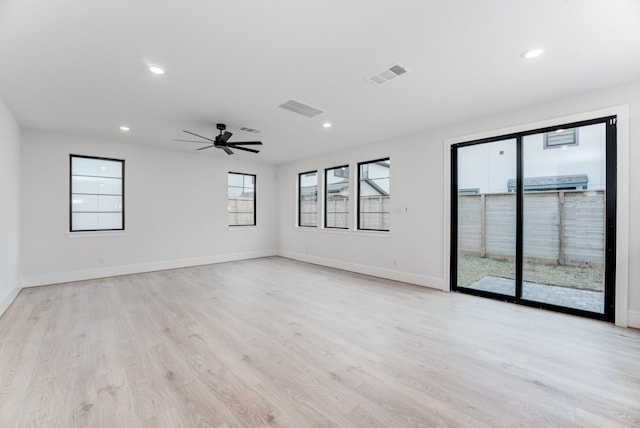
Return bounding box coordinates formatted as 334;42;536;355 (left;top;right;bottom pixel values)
357;158;390;231
544;127;579;149
228;172;256;226
298;171;318;227
325;165;349;229
70;155;124;231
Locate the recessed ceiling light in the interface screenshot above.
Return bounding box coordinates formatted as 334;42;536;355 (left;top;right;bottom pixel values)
119;126;130;132
148;65;165;75
322;122;332;128
521;48;544;59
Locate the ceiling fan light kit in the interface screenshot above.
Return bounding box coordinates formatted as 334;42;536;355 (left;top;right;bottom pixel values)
174;123;263;155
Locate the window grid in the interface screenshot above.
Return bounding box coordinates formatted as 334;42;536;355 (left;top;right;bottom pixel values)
324;165;349;229
228;172;256;226
357;158;390;231
70;154;124;232
298;171;318;227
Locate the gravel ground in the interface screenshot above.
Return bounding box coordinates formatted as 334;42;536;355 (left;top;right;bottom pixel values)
456;255;604;291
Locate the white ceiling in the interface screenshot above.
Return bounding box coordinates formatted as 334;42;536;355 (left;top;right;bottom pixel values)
1;0;639;164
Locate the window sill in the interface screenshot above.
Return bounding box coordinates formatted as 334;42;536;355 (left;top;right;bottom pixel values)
227;225;258;231
295;226;319;232
321;228;351;235
67;230;127;239
353;229;391;238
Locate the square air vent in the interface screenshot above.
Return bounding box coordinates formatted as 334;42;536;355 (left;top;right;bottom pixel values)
366;64;408;86
278;100;324;118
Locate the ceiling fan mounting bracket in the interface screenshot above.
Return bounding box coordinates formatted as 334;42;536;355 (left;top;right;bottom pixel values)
216;123;226;131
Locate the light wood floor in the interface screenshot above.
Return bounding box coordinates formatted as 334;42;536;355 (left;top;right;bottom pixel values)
0;257;639;427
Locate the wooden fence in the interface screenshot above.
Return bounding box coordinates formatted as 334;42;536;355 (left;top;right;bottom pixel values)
458;190;605;267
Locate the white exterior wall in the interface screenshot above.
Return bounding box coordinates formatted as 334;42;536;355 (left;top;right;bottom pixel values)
0;97;21;317
458;123;606;194
20;129;278;286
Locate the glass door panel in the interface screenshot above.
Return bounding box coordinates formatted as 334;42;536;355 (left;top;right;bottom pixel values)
522;123;606;313
456;139;517;297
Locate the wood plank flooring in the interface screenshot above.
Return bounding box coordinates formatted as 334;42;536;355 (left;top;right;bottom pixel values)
0;256;639;427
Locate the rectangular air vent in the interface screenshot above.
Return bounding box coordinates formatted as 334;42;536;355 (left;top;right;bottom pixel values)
238;126;261;134
278;100;324;118
366;64;408;86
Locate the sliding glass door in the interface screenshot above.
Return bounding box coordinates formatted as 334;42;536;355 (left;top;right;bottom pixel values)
454;138;517;298
451;117;616;321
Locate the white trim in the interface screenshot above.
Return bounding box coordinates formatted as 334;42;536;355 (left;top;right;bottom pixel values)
320;228;351;235
295;226;319;232
67;230;127;239
278;250;443;290
21;249;277;287
442;141;451;293
353;229;392;238
628;311;640;329
226;225;259;231
443;105;630;326
0;285;21;319
613;109;630;327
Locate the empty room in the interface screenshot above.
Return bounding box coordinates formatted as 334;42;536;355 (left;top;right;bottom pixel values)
1;0;640;426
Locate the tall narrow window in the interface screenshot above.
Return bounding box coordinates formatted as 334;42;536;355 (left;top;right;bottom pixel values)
70;155;124;232
228;172;256;226
325;165;349;229
298;171;318;227
357;158;390;231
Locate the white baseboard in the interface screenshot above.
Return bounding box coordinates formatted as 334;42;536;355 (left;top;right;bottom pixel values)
278;250;444;291
0;285;21;319
628;310;640;329
21;249;277;287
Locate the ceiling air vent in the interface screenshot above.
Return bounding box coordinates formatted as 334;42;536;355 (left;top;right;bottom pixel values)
278;100;324;118
239;126;261;134
366;64;408;86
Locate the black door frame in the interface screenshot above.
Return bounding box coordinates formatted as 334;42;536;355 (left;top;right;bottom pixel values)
451;116;616;322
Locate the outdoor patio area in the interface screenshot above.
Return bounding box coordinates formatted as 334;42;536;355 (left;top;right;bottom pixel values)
466;275;604;313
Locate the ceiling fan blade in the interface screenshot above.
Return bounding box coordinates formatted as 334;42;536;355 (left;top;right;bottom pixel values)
227;141;263;146
183;130;217;143
218;131;233;144
196;144;215;151
173;139;212;143
231;145;260;154
221;146;234;155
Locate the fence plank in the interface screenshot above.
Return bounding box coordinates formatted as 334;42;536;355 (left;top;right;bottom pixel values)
457;190;604;266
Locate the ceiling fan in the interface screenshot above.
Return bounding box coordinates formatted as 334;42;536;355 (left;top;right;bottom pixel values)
174;123;262;155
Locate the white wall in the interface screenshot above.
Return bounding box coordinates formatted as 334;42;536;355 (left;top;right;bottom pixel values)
21;129;278;286
276;79;640;328
10;80;640;328
277;137;444;288
0;97;21;317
